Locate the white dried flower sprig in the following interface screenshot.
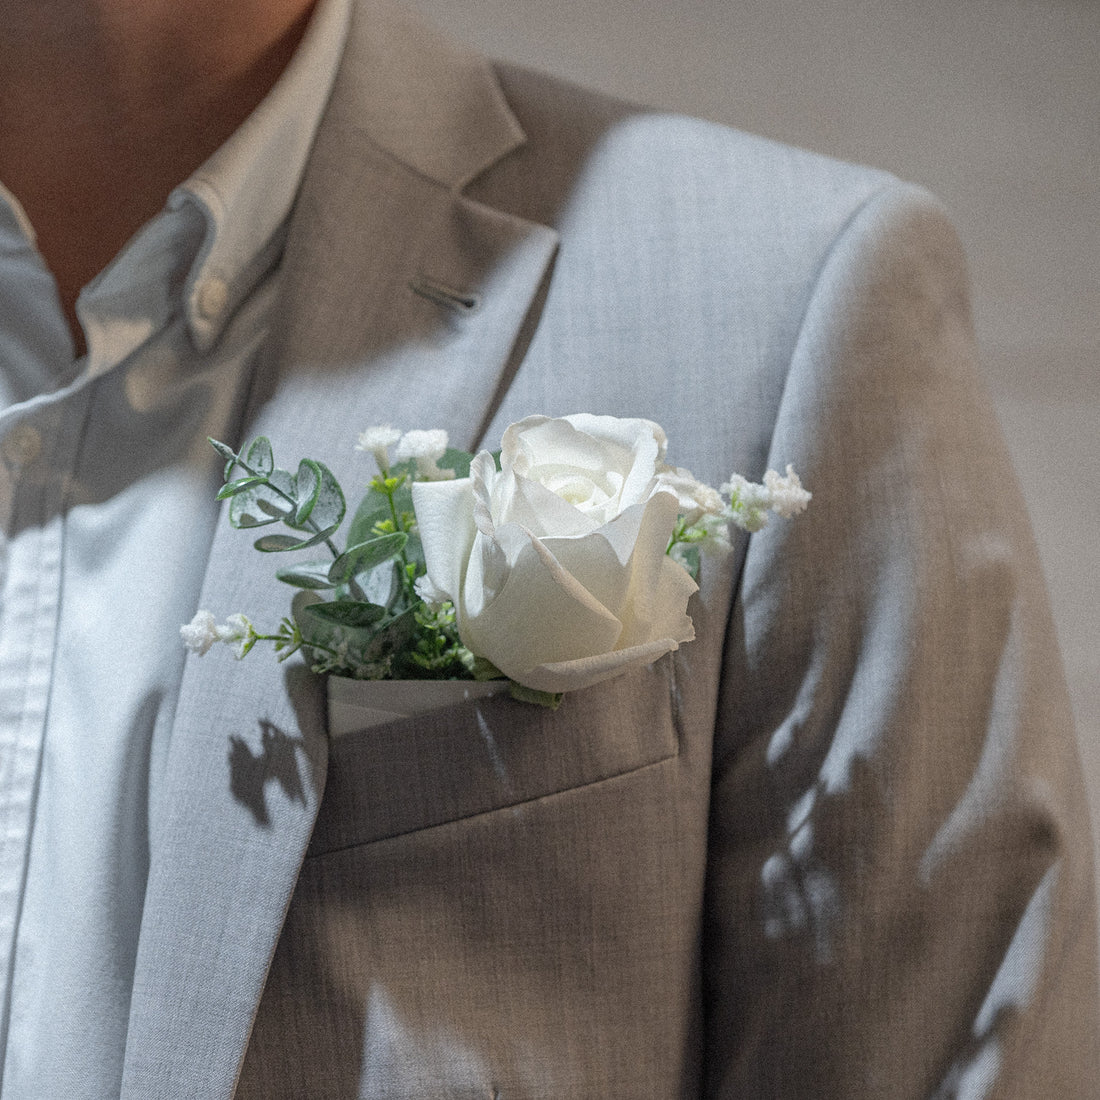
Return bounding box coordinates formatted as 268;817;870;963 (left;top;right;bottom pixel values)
393;428;455;482
722;464;811;532
355;425;401;471
182;611;301;662
179;610;220;656
358;425;455;482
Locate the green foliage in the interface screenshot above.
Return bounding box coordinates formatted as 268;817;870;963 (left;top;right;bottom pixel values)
229;470;295;528
246;436;274;475
209;434;488;684
347;470;413;545
253;526;340;553
303;600;388;629
665;515;712;581
275;561;337;590
328;534;407;584
438;447;474;479
215;475;268;500
404;601;475;679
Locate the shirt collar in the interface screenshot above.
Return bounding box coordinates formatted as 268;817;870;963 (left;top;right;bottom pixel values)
173;0;352;353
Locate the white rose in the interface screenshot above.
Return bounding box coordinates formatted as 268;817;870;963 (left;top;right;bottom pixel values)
412;414;698;694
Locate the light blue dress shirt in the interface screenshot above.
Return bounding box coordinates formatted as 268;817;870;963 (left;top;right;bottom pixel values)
0;0;350;1093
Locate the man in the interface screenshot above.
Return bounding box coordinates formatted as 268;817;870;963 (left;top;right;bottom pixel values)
0;0;1096;1096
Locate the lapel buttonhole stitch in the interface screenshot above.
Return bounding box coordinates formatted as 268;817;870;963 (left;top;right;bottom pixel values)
409;274;481;314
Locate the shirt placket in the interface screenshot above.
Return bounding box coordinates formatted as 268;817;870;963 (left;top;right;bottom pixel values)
0;395;86;1035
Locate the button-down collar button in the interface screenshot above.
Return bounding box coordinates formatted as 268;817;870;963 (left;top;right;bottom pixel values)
2;423;42;465
196;276;229;320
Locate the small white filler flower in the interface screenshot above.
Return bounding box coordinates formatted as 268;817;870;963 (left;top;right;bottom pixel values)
356;425;402;473
396;429;455;481
180;610;220;656
216;613;255;660
763;465;812;518
180;611;256;660
722;465;811;532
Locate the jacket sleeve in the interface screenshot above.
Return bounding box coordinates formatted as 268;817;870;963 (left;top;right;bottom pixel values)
702;182;1100;1098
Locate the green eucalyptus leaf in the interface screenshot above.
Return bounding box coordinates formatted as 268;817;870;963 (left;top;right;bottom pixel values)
275;561;338;590
256;498;293;518
253;534;306;552
253;467;296;520
294;460;322;526
253;524;339;552
269;468;295;495
246;436;274;476
310;461;346;532
209;437;238;466
303;600;388;629
228;465;299;525
230;486;281;528
292;524;341;550
215;475;268;501
328;534;407;584
360;560;400;608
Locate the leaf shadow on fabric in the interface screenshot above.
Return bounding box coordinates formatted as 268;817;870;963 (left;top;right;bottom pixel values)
228;720;308;828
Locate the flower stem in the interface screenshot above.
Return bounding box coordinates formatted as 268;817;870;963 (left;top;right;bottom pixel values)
380;476;418;603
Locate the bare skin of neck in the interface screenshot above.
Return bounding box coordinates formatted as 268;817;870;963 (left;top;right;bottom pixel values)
0;0;319;351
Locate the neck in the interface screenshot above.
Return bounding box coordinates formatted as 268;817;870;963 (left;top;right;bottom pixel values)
0;0;319;338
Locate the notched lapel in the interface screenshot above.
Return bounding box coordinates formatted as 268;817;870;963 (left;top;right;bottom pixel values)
260;143;560;456
122;5;559;1094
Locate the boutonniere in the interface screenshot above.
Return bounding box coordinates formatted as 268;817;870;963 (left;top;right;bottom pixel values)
181;414;809;709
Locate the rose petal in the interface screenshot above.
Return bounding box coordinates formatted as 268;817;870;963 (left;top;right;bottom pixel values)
536;530;635;628
504;472;601;537
514;637;682;695
562;412;665;460
533;496;656;624
505;416;640;525
563;413;665;507
548;490;694;651
507;416;613;479
462;528;511;619
615;493;697;649
411;476;478;603
619;553;697;651
460;530;623;682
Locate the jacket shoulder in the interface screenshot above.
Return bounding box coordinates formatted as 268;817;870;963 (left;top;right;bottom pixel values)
471;61;897;250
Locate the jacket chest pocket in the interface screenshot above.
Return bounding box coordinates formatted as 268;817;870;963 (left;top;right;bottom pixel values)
307;656;680;856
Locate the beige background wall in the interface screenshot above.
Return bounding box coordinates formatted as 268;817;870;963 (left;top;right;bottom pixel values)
412;0;1100;858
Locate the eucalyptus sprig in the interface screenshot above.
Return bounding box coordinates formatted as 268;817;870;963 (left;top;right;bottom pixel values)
199;433;489;682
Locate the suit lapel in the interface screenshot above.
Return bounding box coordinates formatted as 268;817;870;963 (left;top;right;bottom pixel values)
120;2;557;1095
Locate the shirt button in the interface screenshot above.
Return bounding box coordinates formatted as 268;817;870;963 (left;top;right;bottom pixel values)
2;423;42;465
196;276;229;320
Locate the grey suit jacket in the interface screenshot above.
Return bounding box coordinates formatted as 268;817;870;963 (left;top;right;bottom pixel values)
118;1;1100;1096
